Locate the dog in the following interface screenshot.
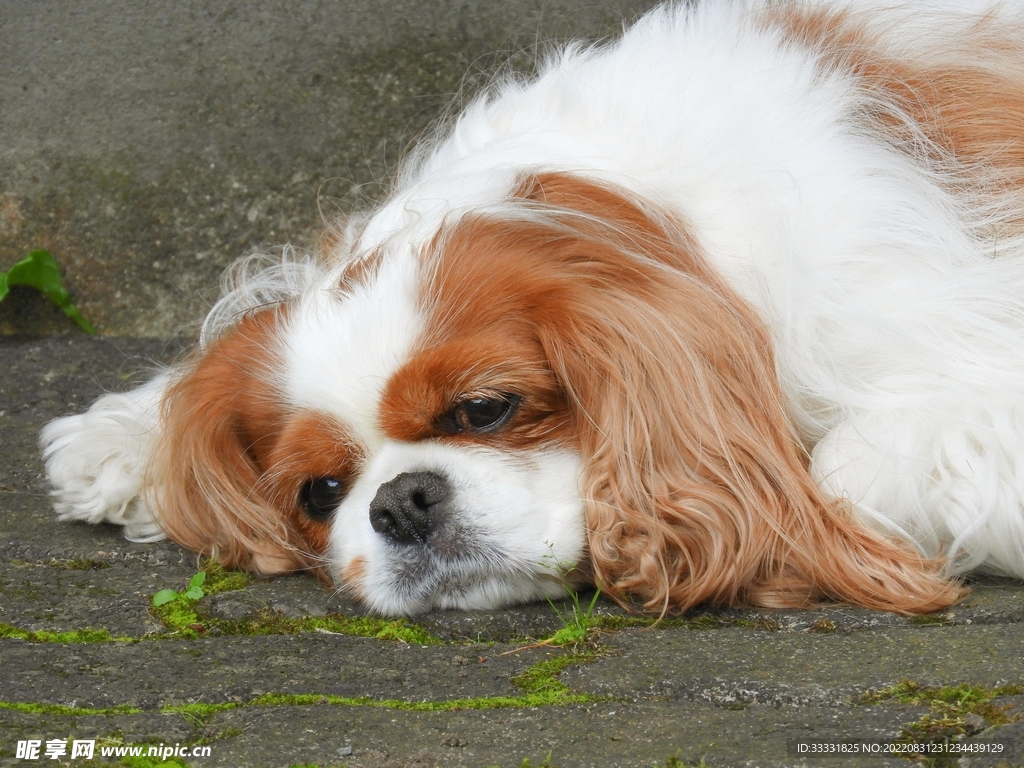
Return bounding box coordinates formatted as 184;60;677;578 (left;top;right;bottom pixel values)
42;0;1024;616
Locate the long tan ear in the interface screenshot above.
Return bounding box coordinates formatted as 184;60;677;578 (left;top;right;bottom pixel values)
145;309;307;574
524;173;964;615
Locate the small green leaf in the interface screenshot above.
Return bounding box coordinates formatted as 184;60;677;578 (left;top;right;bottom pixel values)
188;572;207;589
2;250;96;333
152;589;179;607
182;586;205;601
0;272;8;302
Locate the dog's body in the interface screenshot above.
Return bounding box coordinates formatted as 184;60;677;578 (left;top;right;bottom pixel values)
43;0;1024;615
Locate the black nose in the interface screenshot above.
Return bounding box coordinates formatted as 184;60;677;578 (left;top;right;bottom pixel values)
369;471;450;544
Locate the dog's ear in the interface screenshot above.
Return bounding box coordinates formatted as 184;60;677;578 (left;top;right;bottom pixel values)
526;173;964;614
146;309;308;575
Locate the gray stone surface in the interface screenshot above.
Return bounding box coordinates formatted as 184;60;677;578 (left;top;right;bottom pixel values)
3;337;1024;767
565;624;1024;705
2;636;554;710
1;0;660;337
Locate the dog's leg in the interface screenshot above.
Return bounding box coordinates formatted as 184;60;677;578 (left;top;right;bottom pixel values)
40;374;169;542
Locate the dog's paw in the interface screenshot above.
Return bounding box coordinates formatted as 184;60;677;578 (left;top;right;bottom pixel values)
40;376;168;542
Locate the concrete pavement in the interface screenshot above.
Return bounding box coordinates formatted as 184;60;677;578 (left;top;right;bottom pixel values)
2;336;1023;767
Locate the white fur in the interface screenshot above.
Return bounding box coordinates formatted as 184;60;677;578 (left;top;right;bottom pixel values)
329;442;585;615
41;374;167;542
284;248;425;452
42;0;1024;611
342;0;1024;578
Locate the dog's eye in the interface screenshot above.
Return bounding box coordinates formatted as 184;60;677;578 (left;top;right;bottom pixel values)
436;393;522;434
299;477;345;521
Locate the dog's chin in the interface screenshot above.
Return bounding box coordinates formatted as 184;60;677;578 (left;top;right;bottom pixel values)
339;542;585;616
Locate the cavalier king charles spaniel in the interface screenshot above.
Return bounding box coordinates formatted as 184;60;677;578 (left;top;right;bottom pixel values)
42;0;1024;616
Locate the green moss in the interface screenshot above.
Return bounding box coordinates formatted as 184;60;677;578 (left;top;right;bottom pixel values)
536;609;751;636
202;725;243;742
604;613;783;632
674;614;730;630
199;562;252;596
0;610;441;645
150;600;203;637
0;700;140;716
145;560;440;643
585;614;656;631
48;558;112;570
153;604;441;643
245;689;597;711
859;680;1023;763
162;702;240;718
228;614;439;644
27;627;119;643
3;652;599;729
511;652;595;697
516;756;556;768
0;621;128;644
159;651;600;716
807;618;837;633
860;680;1022;710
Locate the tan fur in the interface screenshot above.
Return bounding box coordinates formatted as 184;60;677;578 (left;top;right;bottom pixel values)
766;3;1024;233
434;173;964;614
146;309;319;575
341;556;369;602
257;412;362;564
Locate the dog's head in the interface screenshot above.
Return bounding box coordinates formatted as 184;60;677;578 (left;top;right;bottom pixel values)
150;173;959;615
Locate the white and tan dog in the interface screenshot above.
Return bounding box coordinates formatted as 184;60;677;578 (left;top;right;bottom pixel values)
43;0;1024;616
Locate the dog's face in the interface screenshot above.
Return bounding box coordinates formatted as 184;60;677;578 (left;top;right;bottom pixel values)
152;175;620;615
280;226;588;613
